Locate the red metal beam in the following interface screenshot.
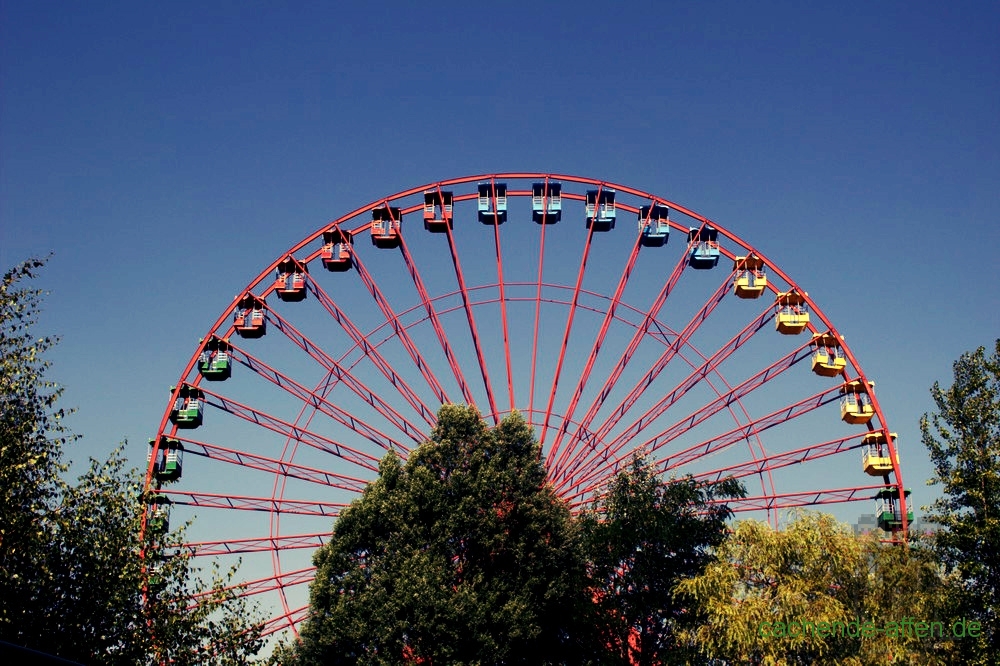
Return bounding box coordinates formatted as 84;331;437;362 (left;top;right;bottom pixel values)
653;385;843;474
197;385;382;473
160;490;345;517
185;533;328;557
397;232;477;406
189;567;316;606
488;178;516;413
264;308;427;444
351;248;451;406
549;230;644;471
228;343;406;454
558;305;775;483
690;433;864;484
173;436;369;492
718;484;891;512
437;183;500;424
303;271;438;427
541;184;602;457
558;343;814;498
559;226;694;461
528;179;554;424
586;268;736;450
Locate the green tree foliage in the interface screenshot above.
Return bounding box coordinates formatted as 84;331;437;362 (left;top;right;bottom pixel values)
578;457;744;665
1;257;74;642
677;513;961;665
285;405;590;665
0;258;263;664
921;339;1000;664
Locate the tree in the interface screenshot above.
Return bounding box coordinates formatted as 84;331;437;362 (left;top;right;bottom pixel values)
578;456;744;665
285;405;591;665
0;258;263;664
921;339;1000;664
1;257;74;645
676;512;961;665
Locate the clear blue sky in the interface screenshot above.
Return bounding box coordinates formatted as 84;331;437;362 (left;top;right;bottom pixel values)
3;2;998;523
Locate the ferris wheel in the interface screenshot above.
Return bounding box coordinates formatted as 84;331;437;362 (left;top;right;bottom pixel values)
141;173;909;642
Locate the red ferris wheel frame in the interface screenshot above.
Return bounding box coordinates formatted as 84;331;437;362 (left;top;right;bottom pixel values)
141;172;908;643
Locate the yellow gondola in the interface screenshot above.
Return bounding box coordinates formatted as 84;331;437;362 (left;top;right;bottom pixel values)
840;379;875;424
775;291;809;334
733;255;766;299
861;431;898;476
811;332;847;377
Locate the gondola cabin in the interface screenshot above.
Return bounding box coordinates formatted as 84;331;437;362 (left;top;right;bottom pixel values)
811;332;847;376
840;379;875;424
775;291;809;334
638;204;670;247
862;431;898;476
275;257;309;300
147;557;166;591
875;487;913;531
687;226;720;269
233;294;266;338
733;255;766;298
147;493;172;535
423;190;454;233
478;182;508;224
370;206;402;249
169;385;204;429
197;336;231;381
320;229;354;272
532;182;562;224
585;189;616;231
149;436;184;482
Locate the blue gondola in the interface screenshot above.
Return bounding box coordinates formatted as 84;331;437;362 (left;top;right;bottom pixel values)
688;226;720;269
477;183;507;224
638;204;670;247
586;189;616;231
532;182;562;224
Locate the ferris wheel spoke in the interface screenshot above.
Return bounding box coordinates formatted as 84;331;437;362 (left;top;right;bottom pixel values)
171;437;369;493
197;386;382;472
488;179;516;414
264;310;427;444
396;233;477;407
585;268;737;456
227;343;406;454
351;249;451;406
561;228;695;461
540;184;603;455
189;567;316;607
184;533;329;558
557;342;815;497
301;274;438;427
690;433;866;485
718;484;888;512
160;489;345;517
652;384;844;474
528;181;554;422
437;185;500;424
549;233;643;469
557;304;775;482
258;606;310;639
